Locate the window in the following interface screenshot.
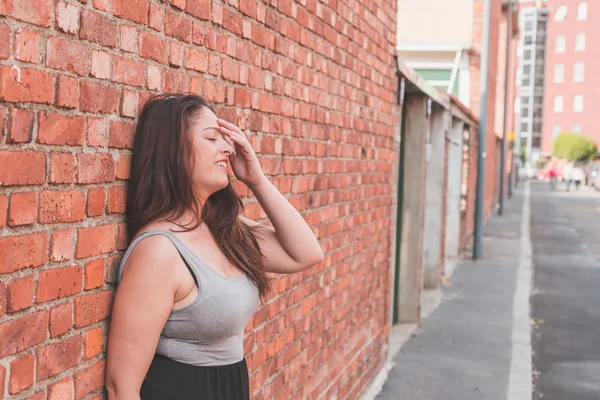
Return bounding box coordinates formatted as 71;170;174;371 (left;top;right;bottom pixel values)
574;95;584;112
572;125;582;133
553;64;564;82
555;5;568;21
532;136;542;148
574;63;584;82
556;36;566;53
552;125;561;137
576;34;586;51
524;50;533;60
577;2;587;20
554;95;563;112
533;123;542;134
523;65;531;75
521;108;530;118
521;122;529;133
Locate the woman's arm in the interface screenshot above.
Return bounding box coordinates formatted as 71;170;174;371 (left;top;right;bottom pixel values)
242;178;324;274
217;118;324;274
105;237;180;399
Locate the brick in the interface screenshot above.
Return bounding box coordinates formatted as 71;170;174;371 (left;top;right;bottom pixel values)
0;151;46;186
56;2;80;34
116;153;131;180
120;90;137;118
109;120;135;149
7;276;34;313
74;291;113;327
76;224;116;259
138;91;153;110
77;153;115;184
84;259;104;290
107;186;126;214
0;365;4;399
10;0;52;27
169;41;183;67
222;58;240;82
84;328;103;360
49;153;75;184
46;37;89;76
37;266;83;303
117;222;128;250
148;3;162;31
48;377;73;400
223;8;243;36
165;11;191;42
8;192;37;227
92;0;110;12
0;282;5;318
205;79;225;103
187;0;210;20
163;69;189;92
171;0;185;10
39;190;85;224
240;0;256;18
189;76;201;94
25;391;46;400
9;354;34;394
7;108;34;143
211;2;222;25
0;194;6;228
36;335;83;380
56;75;79;109
14;29;41;63
192;22;205;45
0;311;48;357
51;229;74;262
49;303;73;337
86;117;105;147
80;10;117;48
185;48;208;72
119;25;137;53
114;0;147;24
86;188;105;217
0;66;53;104
139;31;166;63
147;65;161;90
74;360;105;399
38;113;85;146
91;50;111;79
0;23;8;59
80;82;118;114
113;57;144;87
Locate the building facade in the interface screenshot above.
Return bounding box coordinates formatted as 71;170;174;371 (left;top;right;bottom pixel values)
542;0;600;153
514;1;549;166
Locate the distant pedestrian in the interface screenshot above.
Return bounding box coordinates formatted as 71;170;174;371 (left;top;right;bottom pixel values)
562;162;573;191
548;164;558;191
571;164;585;190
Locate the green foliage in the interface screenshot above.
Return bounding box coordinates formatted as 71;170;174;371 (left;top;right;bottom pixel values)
552;133;598;161
520;146;527;165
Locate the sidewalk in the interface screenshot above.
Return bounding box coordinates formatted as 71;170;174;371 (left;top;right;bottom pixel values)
374;186;532;400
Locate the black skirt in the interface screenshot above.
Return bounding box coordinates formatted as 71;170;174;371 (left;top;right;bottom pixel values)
140;355;250;400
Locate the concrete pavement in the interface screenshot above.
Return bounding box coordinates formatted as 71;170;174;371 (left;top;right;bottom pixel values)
530;181;600;399
375;185;531;400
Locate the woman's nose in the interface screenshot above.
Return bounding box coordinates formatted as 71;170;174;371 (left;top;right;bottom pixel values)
221;137;234;154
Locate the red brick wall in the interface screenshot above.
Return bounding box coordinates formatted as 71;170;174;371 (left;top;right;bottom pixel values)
0;0;398;398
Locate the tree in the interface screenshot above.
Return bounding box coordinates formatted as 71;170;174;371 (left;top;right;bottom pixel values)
552;133;598;161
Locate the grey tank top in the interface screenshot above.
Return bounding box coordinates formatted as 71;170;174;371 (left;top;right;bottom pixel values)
116;230;260;366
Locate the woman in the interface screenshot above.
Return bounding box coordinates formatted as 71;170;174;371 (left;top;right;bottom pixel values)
105;94;324;399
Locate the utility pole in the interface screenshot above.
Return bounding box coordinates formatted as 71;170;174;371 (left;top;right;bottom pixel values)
473;0;493;260
499;0;513;215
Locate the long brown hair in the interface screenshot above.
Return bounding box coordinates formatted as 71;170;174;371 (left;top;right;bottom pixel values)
126;94;270;298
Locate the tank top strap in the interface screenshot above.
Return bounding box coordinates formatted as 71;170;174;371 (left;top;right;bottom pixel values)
116;230;200;285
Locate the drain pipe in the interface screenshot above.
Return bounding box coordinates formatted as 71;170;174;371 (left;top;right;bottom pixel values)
473;0;493;260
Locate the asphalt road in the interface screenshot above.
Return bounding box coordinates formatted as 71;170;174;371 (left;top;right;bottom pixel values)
530;181;600;399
